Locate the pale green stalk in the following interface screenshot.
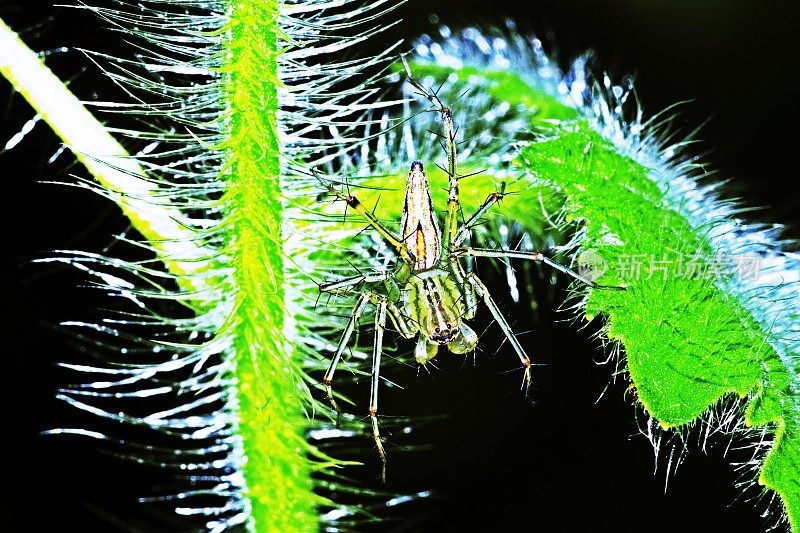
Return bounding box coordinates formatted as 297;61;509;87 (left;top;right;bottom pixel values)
0;18;208;285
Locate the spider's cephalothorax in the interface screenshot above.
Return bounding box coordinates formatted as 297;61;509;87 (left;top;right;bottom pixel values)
317;63;623;481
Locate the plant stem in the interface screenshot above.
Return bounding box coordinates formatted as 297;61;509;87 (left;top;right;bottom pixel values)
224;1;317;529
0;18;209;288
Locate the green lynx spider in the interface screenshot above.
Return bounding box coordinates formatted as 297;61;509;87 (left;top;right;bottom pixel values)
319;65;623;479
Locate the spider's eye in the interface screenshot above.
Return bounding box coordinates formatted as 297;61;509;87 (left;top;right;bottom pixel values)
446;323;451;330
434;327;440;333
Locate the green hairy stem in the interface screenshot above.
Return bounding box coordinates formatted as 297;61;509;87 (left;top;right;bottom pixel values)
3;2;321;529
224;2;317;529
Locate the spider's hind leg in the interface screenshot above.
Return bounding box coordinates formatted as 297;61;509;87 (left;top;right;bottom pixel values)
441;106;461;252
315;173;415;265
454;182;508;247
402;59;462;253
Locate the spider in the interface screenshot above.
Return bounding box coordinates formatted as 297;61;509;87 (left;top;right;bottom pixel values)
317;63;623;481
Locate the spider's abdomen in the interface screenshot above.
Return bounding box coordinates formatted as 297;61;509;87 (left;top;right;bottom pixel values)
400;161;441;271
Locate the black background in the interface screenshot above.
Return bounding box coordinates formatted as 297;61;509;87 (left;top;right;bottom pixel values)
4;1;799;532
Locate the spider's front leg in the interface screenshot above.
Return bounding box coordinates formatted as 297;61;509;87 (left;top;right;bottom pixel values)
466;272;533;394
386;299;418;340
321;277;415;476
323;292;370;423
370;298;388;483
